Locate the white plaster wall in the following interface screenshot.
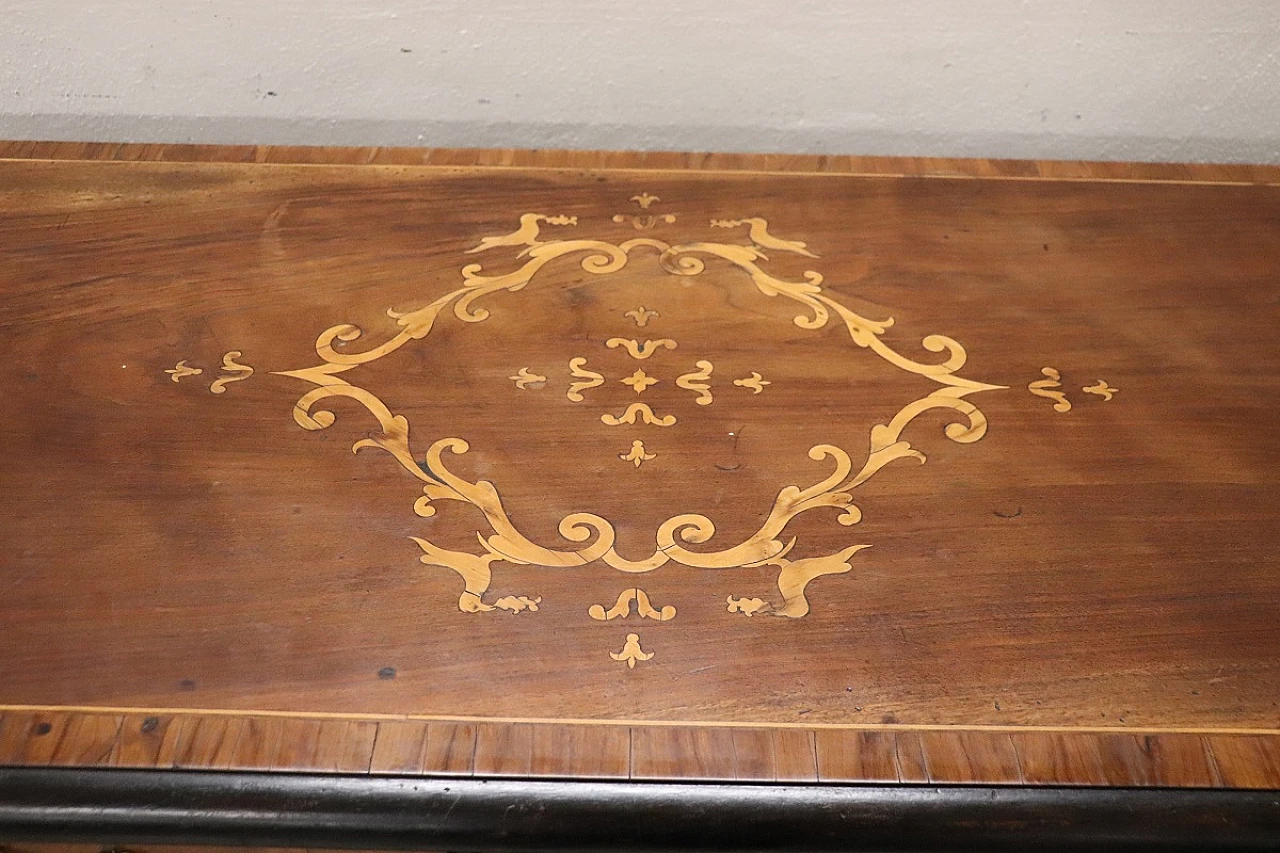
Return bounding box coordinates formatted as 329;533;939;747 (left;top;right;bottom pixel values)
2;1;1278;162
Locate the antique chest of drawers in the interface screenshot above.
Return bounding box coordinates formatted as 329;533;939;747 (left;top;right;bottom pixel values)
0;142;1277;851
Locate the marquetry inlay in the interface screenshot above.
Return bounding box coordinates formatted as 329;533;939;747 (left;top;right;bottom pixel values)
166;193;1117;665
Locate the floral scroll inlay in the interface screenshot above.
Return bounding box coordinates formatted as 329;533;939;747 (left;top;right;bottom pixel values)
675;361;715;406
727;596;770;616
199;194;1010;665
509;368;546;390
164;360;203;383
601;403;677;427
620;369;659;394
589;589;675;622
710;218;817;258
619;440;657;468
613;193;675;230
1028;367;1071;412
209;351;254;394
606;338;677;360
611;633;654;668
733;372;771;395
1029;370;1120;410
567;358;605;402
624;307;659;327
1083;379;1119;401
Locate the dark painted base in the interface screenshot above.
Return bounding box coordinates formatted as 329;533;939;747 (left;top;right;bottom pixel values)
0;768;1278;852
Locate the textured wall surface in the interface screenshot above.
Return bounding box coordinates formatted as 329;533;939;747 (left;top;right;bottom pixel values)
2;1;1278;162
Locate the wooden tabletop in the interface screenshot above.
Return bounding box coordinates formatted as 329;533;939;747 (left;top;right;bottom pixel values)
0;142;1277;815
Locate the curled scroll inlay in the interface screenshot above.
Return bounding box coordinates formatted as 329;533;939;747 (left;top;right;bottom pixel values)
272;207;1006;619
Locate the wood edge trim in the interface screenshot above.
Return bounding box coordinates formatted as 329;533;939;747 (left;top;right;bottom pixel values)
2;704;1278;735
0;768;1277;849
1;141;1279;185
3;710;1278;789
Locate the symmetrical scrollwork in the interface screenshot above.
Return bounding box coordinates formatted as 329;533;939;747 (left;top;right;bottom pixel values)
606;338;678;360
601;403;677;427
624;306;659;327
619;440;657;468
620;369;658;394
272;207;1005;619
589;589;675;622
610;633;653;668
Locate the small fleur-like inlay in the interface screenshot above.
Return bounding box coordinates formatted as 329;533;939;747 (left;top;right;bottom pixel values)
620;369;658;394
619;440;657;468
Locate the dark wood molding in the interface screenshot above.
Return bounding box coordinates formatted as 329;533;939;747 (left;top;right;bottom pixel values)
1;768;1279;852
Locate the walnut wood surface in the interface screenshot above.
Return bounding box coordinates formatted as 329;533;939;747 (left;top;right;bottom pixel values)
0;142;1277;789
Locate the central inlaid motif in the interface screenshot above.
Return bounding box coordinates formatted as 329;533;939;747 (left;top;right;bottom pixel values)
162;191;1124;669
267;194;1004;653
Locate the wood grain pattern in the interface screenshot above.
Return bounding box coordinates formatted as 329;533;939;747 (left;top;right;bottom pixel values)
0;707;1277;787
893;733;931;783
319;719;379;772
729;728;777;780
1011;732;1108;786
270;718;327;770
420;722;478;775
771;729;819;781
173;715;244;770
109;713;183;768
918;731;1024;785
818;730;904;783
1111;734;1221;788
225;718;288;772
0;142;1277;790
1206;735;1280;789
0;713;69;766
631;727;739;780
368;720;431;774
40;713;120;767
530;724;630;778
3;140;1280;185
474;723;534;777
